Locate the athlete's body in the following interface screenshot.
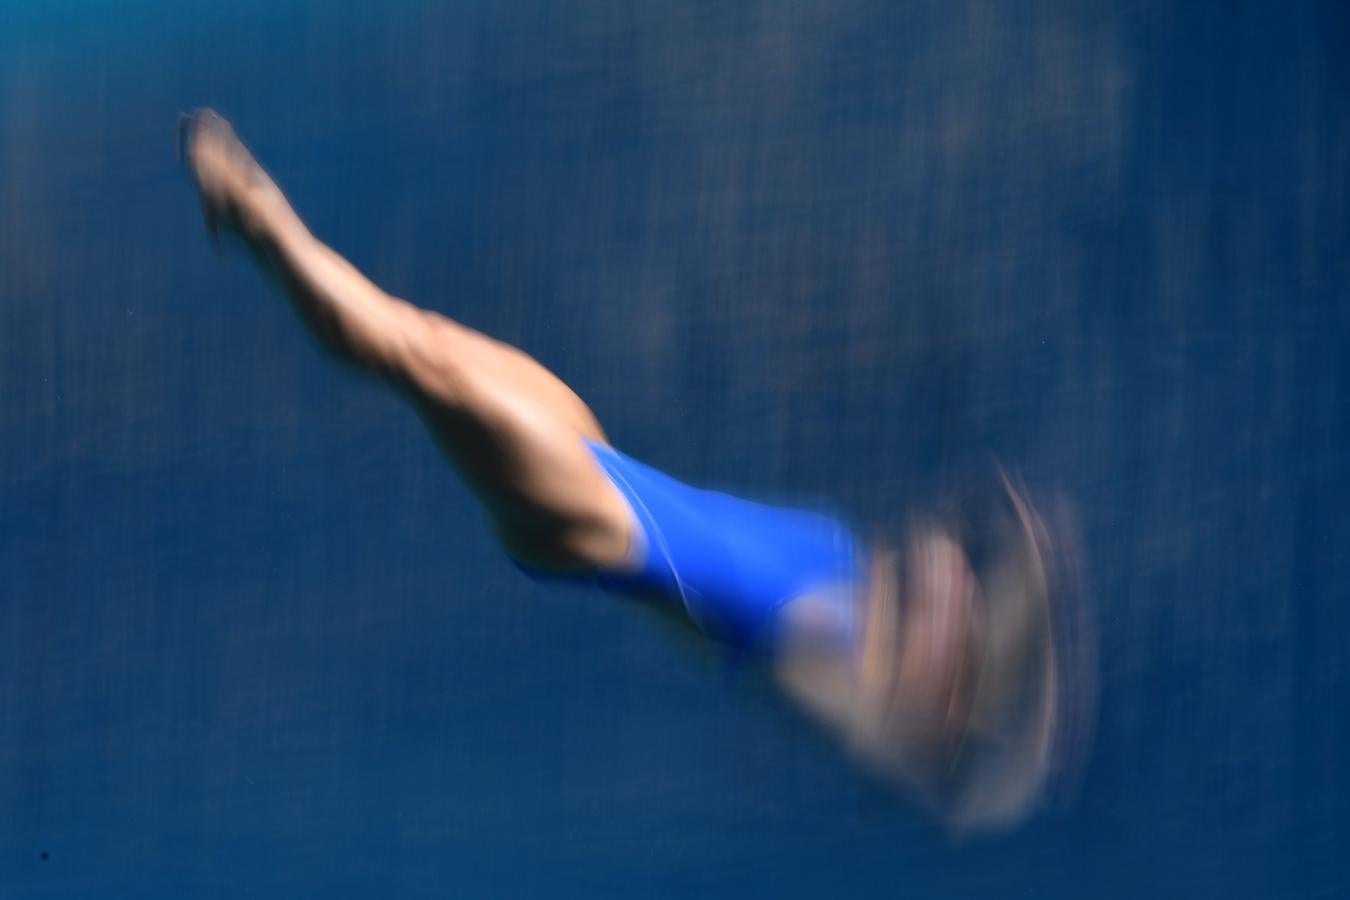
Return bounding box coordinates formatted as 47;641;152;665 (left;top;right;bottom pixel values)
180;110;1086;830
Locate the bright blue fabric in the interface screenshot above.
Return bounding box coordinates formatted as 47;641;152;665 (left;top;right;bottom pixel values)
524;441;867;650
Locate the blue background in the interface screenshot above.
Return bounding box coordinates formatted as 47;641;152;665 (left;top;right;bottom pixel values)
2;1;1346;896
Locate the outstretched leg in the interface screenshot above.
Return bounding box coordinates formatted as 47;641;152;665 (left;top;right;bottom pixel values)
180;110;631;571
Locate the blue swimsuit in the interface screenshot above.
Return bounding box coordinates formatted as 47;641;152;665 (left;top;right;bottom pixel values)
521;441;867;652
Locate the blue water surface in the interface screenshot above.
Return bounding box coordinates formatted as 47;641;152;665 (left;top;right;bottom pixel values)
1;1;1346;897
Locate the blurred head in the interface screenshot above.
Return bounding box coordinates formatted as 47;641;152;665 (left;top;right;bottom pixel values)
847;473;1096;833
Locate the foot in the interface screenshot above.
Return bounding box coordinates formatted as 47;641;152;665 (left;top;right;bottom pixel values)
178;109;282;240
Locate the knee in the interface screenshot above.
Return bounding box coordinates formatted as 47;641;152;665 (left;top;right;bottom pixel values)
393;309;477;406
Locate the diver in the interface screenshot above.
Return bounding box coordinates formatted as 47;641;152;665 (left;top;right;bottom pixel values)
178;109;1092;831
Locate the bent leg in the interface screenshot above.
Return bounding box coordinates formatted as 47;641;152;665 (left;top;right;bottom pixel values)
180;110;631;570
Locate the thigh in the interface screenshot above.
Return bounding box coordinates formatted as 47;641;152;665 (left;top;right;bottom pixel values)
454;325;609;443
406;318;632;571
